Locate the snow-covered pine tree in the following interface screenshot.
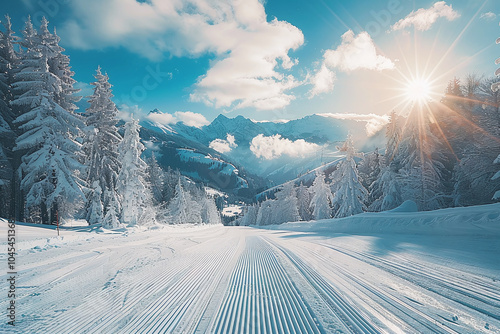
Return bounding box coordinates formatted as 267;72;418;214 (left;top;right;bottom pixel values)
201;193;221;224
0;15;19;218
241;204;258;226
103;187;121;223
86;181;103;225
0;113;11;216
0;15;17;126
296;182;312;221
167;178;201;224
116;117;154;226
146;152;165;205
83;67;122;221
309;171;333;220
331;135;367;218
163;167;182;203
398;106;447;210
369;115;406;211
256;199;273;226
102;194;121;229
357;147;382;192
0;51;12;216
46;26;81;114
453;145;500;205
385;111;402;167
368;166;402;211
273;182;300;224
11;17;85;224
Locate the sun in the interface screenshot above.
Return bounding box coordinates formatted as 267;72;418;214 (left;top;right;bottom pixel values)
405;78;432;103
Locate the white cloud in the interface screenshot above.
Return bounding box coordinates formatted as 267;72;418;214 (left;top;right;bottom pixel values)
146;110;209;128
250;134;319;160
146;110;176;125
309;30;394;96
209;134;238;154
480;12;497;21
391;1;460;31
59;0;304;111
173;111;209;128
323;31;395;72
309;65;336;97
318;113;390;136
226;134;236;147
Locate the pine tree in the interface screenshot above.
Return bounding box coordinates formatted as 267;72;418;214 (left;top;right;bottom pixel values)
201;194;221;224
0;15;17;126
102;194;121;229
0;15;19;218
273;183;300;224
116;117;153;226
86;181;103;225
256;199;273;226
83;67;122;220
46;26;81;114
12;17;85;224
296;182;312;221
368;166;402;211
331;135;367;218
241;204;258;226
398;107;447;210
385;111;402;167
309;171;333;220
146;152;165;205
453;145;500;205
358;147;382;191
167;178;201;224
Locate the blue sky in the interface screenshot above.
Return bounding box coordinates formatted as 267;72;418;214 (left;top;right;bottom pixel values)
3;0;499;127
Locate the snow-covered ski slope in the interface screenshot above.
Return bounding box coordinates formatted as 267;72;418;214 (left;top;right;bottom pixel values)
1;204;499;333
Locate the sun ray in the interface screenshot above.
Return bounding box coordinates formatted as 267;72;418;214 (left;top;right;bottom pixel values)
423;102;458;161
428;0;488;79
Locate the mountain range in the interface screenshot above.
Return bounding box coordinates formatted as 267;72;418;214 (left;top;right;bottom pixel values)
139;111;385;200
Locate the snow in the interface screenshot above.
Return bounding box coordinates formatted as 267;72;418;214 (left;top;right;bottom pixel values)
267;202;500;237
1;204;499;333
221;205;242;217
389;199;418;212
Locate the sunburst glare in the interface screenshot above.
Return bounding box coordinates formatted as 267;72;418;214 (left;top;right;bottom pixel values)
405;78;432;103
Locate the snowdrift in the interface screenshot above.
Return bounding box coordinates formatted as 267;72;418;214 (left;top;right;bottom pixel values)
264;202;500;237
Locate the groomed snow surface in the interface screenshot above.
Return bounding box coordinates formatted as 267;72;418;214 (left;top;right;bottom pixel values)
1;203;500;333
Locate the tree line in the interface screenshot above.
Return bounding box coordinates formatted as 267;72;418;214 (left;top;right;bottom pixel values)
0;16;221;227
237;71;500;225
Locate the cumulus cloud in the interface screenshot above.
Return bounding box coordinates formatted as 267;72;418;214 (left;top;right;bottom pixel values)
250;134;319;160
209;134;238;154
391;1;460;31
146;110;209;128
480;12;497;21
318;113;390;136
323;31;395;72
59;0;304;111
174;111;210;128
309;30;394;96
309;65;336;97
146;110;176;125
